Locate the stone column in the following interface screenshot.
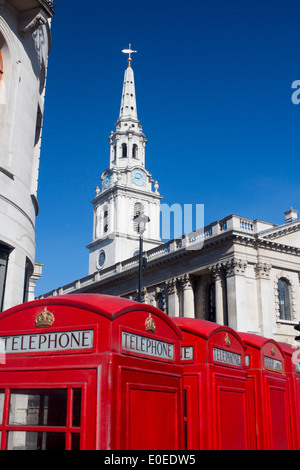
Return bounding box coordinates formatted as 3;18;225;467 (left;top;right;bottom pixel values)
166;278;180;317
128;132;133;163
210;264;224;325
225;258;248;331
27;262;43;301
181;274;195;318
255;262;272;337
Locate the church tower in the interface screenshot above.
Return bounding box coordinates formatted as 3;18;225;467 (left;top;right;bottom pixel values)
88;46;162;274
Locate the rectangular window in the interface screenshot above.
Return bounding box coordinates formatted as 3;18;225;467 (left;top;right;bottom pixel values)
9;389;68;426
0;391;4;425
0;245;10;312
6;431;66;451
0;387;82;450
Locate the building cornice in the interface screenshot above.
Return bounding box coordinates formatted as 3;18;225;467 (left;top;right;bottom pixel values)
39;215;300;299
259;220;300;240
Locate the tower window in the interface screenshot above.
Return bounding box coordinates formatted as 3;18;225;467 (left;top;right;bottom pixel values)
278;278;291;321
103;206;109;234
132;144;138;159
122;143;127;158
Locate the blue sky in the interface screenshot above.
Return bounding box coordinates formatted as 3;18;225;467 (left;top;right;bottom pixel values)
35;0;300;296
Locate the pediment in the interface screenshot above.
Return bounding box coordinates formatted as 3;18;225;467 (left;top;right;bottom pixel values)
258;221;300;248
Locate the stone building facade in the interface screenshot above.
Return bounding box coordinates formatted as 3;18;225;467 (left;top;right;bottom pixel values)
0;0;54;311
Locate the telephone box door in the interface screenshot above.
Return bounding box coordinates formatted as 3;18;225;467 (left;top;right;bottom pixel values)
114;365;183;450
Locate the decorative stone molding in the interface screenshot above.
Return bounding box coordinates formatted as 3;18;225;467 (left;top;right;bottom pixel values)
19;8;48;35
166;278;177;295
155;286;167;313
255;262;272;279
141;287;147;303
274;272;297;322
180;274;193;290
225;258;247;277
209;263;224;281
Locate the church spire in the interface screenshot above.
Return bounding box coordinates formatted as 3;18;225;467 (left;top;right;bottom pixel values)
119;45;138;121
109;44;146;169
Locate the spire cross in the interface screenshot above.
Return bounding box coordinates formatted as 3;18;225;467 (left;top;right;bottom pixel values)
122;44;137;67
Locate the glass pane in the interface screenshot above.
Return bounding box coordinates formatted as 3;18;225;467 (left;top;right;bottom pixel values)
0;391;5;425
72;389;81;428
71;433;80;450
9;389;67;426
7;431;65;450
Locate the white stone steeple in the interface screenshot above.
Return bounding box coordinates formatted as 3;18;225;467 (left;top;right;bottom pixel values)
119;65;138;121
109;47;146;170
87;46;162;274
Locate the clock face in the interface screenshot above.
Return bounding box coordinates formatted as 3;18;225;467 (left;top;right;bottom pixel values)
98;250;106;269
131;170;146;186
103;172;112;189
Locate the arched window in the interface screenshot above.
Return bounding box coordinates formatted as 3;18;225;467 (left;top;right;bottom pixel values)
103;205;109;233
122;143;127;158
132;144;138;159
206;283;216;322
278;278;291;321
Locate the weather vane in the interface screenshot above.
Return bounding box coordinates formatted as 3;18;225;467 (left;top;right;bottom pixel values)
122;44;137;67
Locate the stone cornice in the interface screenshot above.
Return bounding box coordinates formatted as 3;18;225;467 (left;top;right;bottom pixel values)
230;232;300;256
259;221;300;240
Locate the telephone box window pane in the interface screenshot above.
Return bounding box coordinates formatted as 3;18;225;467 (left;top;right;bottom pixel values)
9;389;67;426
72;389;81;427
71;433;80;450
0;391;4;425
6;431;66;450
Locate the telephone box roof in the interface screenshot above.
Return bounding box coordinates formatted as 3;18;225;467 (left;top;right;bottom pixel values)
173;317;245;348
0;294;183;338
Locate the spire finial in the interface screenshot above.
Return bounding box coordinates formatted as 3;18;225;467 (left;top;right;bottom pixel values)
122;44;137;68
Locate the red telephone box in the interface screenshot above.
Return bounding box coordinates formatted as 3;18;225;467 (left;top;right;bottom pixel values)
173;318;249;450
0;294;184;450
278;342;300;450
240;333;292;450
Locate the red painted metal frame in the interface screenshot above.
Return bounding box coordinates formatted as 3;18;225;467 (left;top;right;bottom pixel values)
240;333;293;450
278;342;300;450
0;294;184;450
173;318;249;450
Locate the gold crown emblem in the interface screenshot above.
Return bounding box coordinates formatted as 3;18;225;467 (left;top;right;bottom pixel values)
225;334;231;347
35;308;55;328
145;314;156;333
271;347;276;356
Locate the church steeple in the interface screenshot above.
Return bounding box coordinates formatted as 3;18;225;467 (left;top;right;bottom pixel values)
118;65;138;121
118;45;138;122
88;46;162;275
109;45;146;169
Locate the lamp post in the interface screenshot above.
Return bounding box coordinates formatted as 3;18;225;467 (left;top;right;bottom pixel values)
133;211;150;302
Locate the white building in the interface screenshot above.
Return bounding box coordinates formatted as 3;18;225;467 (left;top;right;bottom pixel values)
39;50;300;345
0;0;54;311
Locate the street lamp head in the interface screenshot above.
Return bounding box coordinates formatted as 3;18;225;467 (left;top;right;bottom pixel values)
133;212;150;235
